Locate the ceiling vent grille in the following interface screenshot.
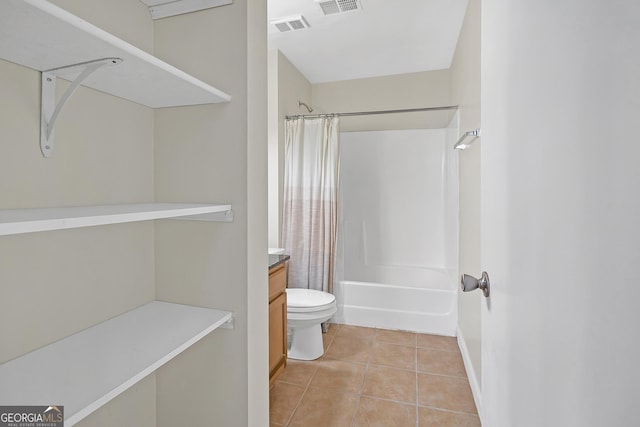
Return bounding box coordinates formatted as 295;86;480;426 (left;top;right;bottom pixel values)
271;15;310;32
315;0;361;15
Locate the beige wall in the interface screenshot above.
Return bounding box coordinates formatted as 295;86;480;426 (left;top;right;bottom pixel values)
51;0;154;53
267;50;280;248
0;0;153;386
0;0;155;425
451;0;482;391
267;51;312;248
312;70;454;131
247;0;269;423
0;0;266;425
153;1;266;425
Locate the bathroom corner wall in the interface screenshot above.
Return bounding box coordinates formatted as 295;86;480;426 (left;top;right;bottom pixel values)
267;51;312;247
153;1;267;425
247;0;270;423
311;70;453;131
451;0;482;399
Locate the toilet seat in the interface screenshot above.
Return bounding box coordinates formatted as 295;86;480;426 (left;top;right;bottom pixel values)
286;288;336;313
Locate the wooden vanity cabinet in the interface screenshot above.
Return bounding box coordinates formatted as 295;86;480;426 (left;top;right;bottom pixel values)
269;262;287;386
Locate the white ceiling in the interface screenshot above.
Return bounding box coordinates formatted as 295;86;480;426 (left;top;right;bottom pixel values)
268;0;469;83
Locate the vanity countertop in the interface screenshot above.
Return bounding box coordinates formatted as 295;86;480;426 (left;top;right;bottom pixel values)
268;254;290;270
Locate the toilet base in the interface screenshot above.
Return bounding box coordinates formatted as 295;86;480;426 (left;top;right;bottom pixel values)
288;323;324;360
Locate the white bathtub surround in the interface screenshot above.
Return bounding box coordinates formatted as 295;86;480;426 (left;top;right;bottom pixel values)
335;279;457;336
335;128;459;334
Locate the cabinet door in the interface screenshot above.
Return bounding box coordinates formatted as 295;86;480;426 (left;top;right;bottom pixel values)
268;263;287;302
269;292;287;384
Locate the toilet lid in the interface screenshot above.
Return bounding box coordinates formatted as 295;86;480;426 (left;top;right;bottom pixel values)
286;288;336;308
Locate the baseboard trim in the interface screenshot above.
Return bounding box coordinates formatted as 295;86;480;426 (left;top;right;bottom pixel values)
457;326;483;423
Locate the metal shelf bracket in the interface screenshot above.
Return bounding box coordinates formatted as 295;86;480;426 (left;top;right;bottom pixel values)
172;209;234;222
453;128;481;150
220;314;235;330
40;58;122;158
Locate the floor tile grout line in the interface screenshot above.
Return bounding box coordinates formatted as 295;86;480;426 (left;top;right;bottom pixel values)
308;323;366;427
416;344;469;380
283;359;319;426
418;403;480;417
414;333;419;426
417;373;468;380
415;344;419;426
357;393;419;407
367;362;420;372
418;348;461;355
416;370;469;380
421;344;459;349
324;330;336;355
349;327;376;427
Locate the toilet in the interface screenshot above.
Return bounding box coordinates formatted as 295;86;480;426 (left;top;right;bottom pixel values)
286;288;337;360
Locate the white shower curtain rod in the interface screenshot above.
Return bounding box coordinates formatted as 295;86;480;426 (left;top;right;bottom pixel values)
285;105;458;120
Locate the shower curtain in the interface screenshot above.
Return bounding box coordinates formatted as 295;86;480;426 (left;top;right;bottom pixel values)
281;117;340;294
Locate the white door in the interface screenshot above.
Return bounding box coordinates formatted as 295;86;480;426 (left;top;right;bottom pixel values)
480;1;640;426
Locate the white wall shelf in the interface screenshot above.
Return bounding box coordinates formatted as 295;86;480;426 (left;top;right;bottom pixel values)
0;203;233;236
0;301;232;426
0;0;231;107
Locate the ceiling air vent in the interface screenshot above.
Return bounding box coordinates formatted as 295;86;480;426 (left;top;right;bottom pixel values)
271;15;310;32
315;0;361;15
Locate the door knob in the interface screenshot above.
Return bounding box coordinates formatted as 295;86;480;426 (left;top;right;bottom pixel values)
461;272;490;297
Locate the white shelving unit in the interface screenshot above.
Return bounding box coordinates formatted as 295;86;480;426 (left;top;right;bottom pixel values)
0;301;232;426
0;2;235;424
0;203;233;236
0;0;231;107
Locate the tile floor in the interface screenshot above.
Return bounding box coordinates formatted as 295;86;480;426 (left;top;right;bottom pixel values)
270;324;481;427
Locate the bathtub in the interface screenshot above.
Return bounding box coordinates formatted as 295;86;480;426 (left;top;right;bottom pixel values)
333;273;458;336
336;128;459;336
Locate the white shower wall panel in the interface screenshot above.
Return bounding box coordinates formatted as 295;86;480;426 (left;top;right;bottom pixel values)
336;129;458;334
339;129;458;286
